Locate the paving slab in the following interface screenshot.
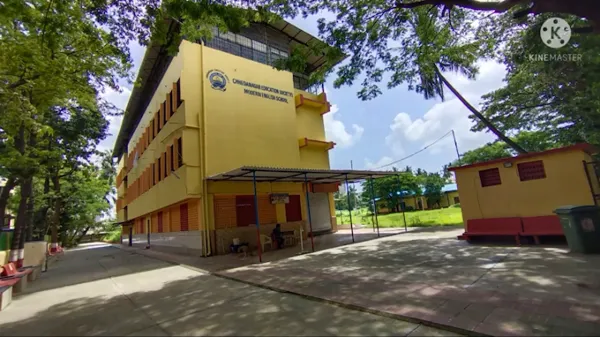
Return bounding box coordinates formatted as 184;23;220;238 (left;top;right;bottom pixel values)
218;230;600;336
0;242;455;336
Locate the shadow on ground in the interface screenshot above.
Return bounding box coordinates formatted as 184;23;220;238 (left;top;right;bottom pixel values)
218;234;600;336
0;245;456;337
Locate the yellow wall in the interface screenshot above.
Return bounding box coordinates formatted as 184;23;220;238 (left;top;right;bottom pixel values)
440;191;460;207
207;181;335;232
0;250;7;265
295;91;327;142
124;41;203;220
376;195;427;213
299;147;331;169
454;149;595;223
204;48;295;175
116;39;335;247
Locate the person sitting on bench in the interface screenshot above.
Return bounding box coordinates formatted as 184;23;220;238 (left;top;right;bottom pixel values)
272;224;284;249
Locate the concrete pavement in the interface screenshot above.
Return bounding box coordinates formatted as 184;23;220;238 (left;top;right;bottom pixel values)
0;242;456;336
218;228;600;336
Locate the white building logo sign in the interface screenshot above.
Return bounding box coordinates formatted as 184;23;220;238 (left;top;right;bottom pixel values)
207;69;228;91
540;18;571;49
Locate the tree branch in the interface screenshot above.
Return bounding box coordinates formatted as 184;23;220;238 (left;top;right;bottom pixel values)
394;0;527;12
434;64;529;154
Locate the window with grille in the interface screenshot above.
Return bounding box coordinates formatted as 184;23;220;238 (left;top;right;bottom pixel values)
479;168;501;187
177;137;183;167
169;145;174;171
176;79;182;107
158;157;162;182
152;163;156;185
518;160;546;181
163;152;167;178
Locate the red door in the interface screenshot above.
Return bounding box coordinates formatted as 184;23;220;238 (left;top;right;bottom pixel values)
236;195;256;227
180;203;189;231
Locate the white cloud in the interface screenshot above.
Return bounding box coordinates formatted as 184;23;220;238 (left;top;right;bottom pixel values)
364;156;394;170
372;60;505;172
324;104;365;148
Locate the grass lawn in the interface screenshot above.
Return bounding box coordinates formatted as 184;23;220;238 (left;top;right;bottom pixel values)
335;207;463;228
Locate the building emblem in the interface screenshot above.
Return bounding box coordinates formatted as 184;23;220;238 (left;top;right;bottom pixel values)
206;69;228;91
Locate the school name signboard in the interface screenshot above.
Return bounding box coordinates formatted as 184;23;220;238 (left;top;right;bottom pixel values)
233;78;293;104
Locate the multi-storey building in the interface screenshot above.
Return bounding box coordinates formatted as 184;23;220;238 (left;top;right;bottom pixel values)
113;20;389;257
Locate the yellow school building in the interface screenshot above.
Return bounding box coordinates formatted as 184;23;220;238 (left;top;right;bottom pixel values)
113;20;394;257
448;144;599;237
376;183;459;214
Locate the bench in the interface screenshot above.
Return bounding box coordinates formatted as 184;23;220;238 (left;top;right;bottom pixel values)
459;217;523;245
1;262;32;293
0;283;15;311
521;215;564;244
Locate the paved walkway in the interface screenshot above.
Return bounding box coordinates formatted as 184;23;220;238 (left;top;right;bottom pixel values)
0;243;455;336
217;229;600;336
121;226;457;273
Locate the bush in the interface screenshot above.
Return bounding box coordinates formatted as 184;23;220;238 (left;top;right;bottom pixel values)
405;205;415;211
450;203;461;208
103;229;122;243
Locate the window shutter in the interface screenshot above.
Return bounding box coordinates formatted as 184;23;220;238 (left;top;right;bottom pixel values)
180;203;189;231
479;168;502;187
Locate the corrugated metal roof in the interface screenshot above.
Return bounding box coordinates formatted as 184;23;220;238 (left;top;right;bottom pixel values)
207;166;398;183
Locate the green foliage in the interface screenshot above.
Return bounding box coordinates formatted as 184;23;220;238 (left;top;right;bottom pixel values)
448;131;560;168
336;207;463;228
476;14;600;146
334;185;358;211
422;173;446;209
360;167;448;213
269;1;493;101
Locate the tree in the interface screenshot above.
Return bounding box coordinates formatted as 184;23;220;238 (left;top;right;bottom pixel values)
422;172;446;208
447;131;560;168
476;14;600;146
0;0;147;261
272;1;531;153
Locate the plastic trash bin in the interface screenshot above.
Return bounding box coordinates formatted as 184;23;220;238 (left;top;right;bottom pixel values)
554;205;600;254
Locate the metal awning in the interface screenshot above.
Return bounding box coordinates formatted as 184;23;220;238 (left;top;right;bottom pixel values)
207;166;399;183
112;220;134;226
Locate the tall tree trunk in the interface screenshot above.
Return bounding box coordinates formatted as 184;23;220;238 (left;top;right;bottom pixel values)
38;174;51;239
50;172;60;253
26;179;34;242
434;64;528;154
10;177;32;267
10;124;27;264
0;177;17;228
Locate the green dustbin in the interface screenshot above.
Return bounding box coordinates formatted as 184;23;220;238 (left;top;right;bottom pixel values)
554;205;600;254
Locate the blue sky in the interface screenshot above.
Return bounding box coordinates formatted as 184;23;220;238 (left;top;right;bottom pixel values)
100;13;506;174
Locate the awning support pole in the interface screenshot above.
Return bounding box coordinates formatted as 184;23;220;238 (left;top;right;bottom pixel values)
396;174;407;232
252;170;263;263
304;173;316;252
369;176;380;237
345;174;355;243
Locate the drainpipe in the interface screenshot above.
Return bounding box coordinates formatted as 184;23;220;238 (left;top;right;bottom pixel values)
199;41;211;256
